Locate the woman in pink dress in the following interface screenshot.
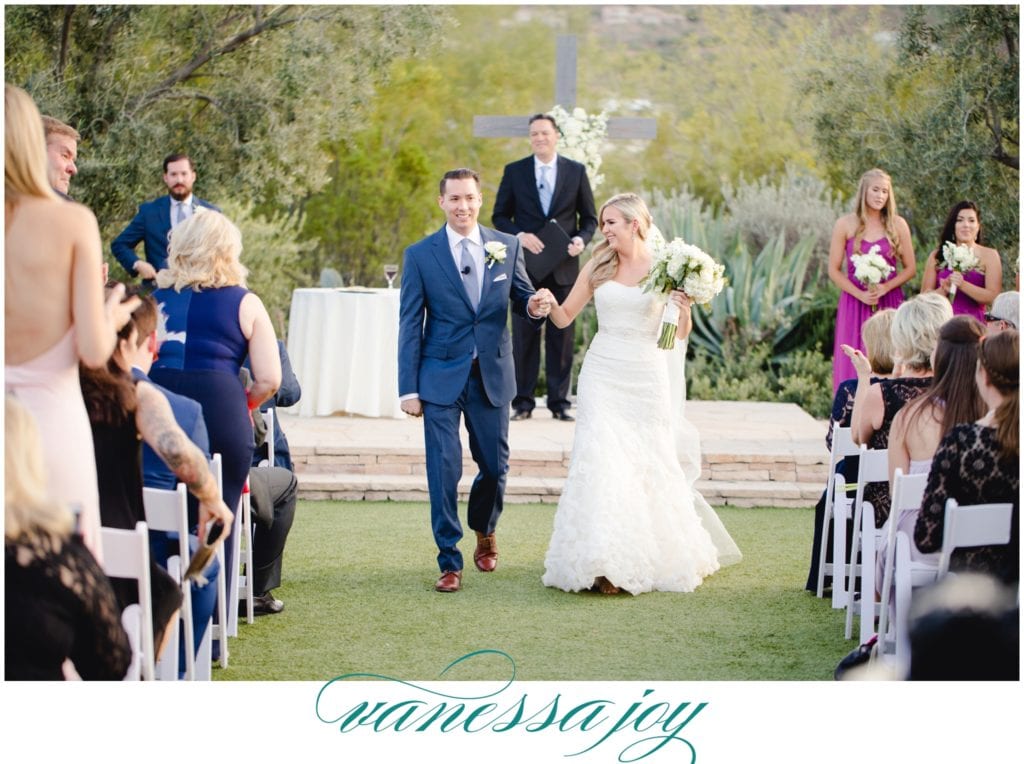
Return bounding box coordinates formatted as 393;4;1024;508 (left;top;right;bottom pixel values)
920;200;1002;321
4;85;139;562
828;168;917;393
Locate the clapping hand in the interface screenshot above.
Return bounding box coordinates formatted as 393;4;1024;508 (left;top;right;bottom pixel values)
840;343;872;378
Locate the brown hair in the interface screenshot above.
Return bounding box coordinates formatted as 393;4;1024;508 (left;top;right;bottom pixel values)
41;115;80;142
439;168;480;196
901;316;986;439
978;329;1019;461
80;285;141;426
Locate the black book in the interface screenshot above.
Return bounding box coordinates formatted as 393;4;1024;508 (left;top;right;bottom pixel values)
525;219;572;282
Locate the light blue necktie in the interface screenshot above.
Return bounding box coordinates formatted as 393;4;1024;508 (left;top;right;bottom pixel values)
460;239;479;311
174;201;186;225
538;165;552;215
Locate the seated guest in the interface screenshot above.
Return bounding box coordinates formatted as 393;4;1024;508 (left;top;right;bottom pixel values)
5;395;131;681
119;287;221;670
243;466;298;615
907;573;1018;680
842;292;953;526
914;330;1019;585
245;339;301;470
877;315;986;583
806;308;896;593
985;290;1019;336
80;288;234;656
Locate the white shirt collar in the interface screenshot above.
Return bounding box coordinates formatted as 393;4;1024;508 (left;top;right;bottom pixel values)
173;194;195;208
445;224;483;249
534;154;558;172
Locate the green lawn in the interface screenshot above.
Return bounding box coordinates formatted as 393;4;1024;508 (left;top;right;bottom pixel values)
216;501;851;681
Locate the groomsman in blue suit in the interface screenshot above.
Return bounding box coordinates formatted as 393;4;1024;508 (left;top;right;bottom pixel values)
111;153;219;284
399;168;552;592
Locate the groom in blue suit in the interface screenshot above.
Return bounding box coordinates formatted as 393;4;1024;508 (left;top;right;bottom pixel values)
111;153;219;284
399;168;552;592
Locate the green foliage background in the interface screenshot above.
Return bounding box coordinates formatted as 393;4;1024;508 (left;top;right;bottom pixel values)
6;4;1017;405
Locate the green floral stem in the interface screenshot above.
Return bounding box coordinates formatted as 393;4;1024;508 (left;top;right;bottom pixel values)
657;321;677;350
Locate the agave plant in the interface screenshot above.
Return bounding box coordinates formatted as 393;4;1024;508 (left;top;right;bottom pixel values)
647;188;832;362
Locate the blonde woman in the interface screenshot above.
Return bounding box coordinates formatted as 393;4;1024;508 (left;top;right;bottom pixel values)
829;168;917;393
842;292;953;526
150;210;280;583
5;396;132;680
4;84;139;562
541;193;740;596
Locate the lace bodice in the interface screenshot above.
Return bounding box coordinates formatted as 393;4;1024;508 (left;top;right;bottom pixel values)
5;532;131;680
914;423;1019;583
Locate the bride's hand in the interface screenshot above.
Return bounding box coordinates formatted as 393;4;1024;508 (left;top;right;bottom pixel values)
669;289;693;311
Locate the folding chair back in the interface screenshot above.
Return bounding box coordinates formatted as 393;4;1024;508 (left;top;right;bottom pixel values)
100;521;155;681
143;483;202;680
844;444;889;640
817;425;859;601
938;499;1014;576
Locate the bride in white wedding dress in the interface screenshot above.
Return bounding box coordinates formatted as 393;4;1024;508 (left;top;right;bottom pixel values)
540;193;742;595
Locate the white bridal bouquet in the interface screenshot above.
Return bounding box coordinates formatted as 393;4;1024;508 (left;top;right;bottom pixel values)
850;244;894;312
642;237;726;349
940;241;980;300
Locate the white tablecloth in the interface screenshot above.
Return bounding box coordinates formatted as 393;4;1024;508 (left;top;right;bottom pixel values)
284;288;403;418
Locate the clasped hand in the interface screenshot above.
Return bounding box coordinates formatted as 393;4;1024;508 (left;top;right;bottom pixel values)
529;289;556;316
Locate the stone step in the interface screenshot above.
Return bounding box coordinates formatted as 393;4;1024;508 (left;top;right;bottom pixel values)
296;471;822;508
292;446;829;484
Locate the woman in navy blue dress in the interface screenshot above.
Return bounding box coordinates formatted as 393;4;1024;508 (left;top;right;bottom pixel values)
150;211;281;583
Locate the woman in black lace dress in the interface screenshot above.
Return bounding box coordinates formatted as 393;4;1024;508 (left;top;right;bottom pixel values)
5;396;131;680
915;330;1019;585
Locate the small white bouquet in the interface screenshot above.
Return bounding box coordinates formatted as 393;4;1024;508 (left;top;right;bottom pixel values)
850;244;894;312
940;241;980;301
642;237;726;349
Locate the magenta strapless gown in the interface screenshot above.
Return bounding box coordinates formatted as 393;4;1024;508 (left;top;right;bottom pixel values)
936;266;986;321
832;237;905;392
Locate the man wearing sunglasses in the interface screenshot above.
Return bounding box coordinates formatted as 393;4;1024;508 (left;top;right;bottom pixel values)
985;291;1019;335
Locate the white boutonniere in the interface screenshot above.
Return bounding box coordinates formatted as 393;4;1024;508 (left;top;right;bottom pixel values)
484;241;507;269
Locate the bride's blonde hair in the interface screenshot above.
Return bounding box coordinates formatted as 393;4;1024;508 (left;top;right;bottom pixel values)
589;193;652;291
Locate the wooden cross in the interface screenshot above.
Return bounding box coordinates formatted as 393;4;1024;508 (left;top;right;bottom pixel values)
473;35;657;140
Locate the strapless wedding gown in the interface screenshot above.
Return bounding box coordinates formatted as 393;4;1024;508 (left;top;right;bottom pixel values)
5;328;103;562
542;281;741;594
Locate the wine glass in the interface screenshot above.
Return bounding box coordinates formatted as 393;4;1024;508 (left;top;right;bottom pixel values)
383;263;398;289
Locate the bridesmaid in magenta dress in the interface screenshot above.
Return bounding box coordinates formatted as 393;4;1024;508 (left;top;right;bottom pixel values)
828;168;917;393
921;200;1002;322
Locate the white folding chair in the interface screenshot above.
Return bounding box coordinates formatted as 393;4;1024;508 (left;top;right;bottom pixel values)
100;521;155;681
227;477;255;637
144;483;212;681
938;498;1014;576
874;469;929;663
844;444;889;640
817;425;859;601
208;454;229;669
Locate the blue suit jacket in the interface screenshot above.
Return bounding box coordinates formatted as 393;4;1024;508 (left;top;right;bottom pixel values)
133;368;211;490
112;195;219;274
398;225;538;407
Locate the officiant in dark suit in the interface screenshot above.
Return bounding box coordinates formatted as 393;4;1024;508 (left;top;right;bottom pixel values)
492;113;598;421
398;168;552;593
111;153;219;286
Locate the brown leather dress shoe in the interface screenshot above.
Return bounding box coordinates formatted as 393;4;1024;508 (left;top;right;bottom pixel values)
435;570;462;592
474;532;498;572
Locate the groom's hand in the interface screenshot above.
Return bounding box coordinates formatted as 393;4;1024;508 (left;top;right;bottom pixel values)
529;290;553;318
401;398;423;417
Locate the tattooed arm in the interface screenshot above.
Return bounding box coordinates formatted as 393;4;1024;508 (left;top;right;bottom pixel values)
135;381;233;541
